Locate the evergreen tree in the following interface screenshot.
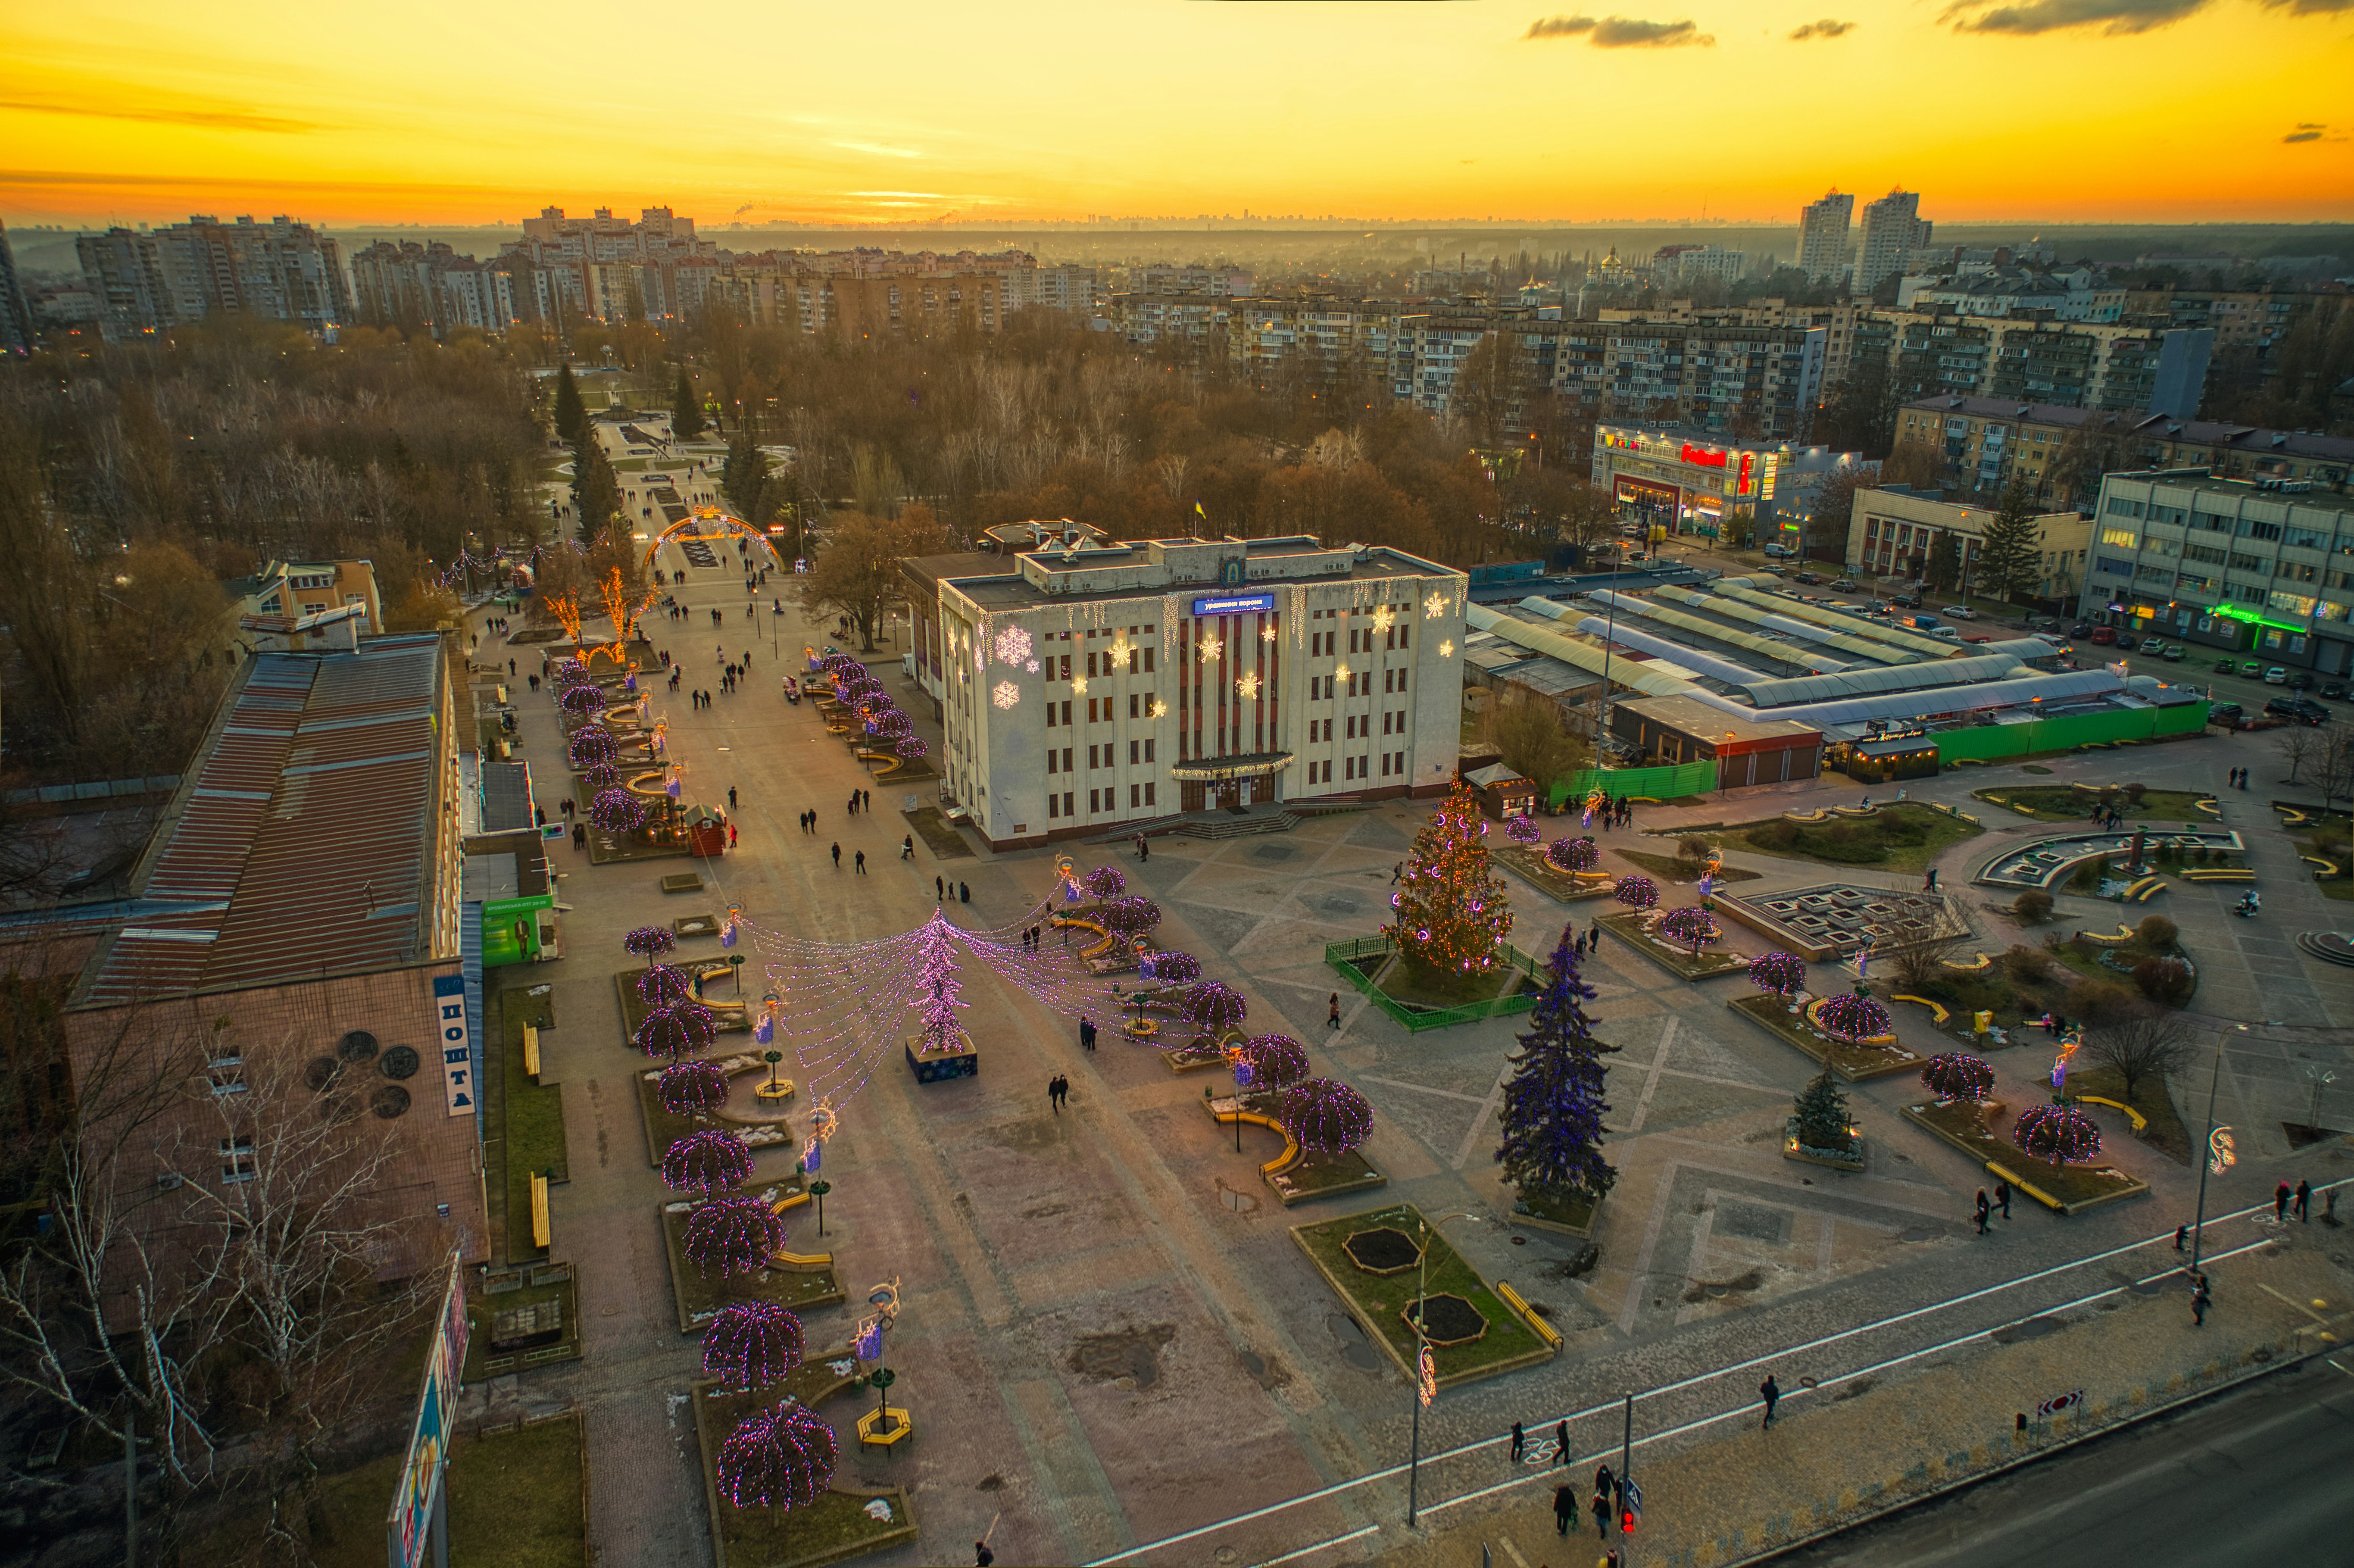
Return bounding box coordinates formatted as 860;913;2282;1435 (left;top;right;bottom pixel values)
1494;925;1617;1199
1384;781;1515;977
1791;1068;1856;1155
572;437;621;540
553;362;587;446
722;426;774;522
1925;530;1961;593
1976;478;2045;603
672;365;706;442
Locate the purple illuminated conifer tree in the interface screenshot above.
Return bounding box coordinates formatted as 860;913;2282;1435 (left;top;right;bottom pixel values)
1494;925;1620;1201
912;913;966;1051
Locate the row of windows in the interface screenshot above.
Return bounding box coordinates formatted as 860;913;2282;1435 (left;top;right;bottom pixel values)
1046;740;1161;773
1045;784;1161;818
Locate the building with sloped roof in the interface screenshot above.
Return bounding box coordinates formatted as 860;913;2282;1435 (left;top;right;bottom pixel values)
63;634;487;1310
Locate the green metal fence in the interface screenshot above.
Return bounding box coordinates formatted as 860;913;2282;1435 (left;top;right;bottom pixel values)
1931;700;2208;766
1548;759;1718;809
1325;935;1546;1033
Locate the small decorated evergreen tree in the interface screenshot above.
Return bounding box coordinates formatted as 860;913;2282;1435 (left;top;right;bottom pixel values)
1494;925;1619;1203
1385;782;1514;980
1790;1068;1858;1157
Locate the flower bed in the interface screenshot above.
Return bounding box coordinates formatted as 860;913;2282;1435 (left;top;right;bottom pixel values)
1901;1098;2151;1214
659;1201;845;1335
692;1377;917;1568
1726;993;1922;1081
1494;845;1619;904
1596;911;1753;981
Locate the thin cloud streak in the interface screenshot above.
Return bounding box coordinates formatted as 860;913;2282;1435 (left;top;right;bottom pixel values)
1523;14;1714;46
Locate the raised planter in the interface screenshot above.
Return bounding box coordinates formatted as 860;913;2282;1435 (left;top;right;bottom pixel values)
1901;1099;2150;1214
693;1371;918;1568
1595;911;1752;981
1291;1203;1556;1389
1506;1185;1602;1239
1782;1119;1866;1172
903;1029;977;1084
658;1201;846;1336
1727;993;1923;1081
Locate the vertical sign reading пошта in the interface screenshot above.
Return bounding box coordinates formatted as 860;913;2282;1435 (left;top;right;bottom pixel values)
433;973;474;1116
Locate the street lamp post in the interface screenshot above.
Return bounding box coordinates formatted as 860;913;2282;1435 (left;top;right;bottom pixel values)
2187;1025;2237;1278
1407;1211;1481;1526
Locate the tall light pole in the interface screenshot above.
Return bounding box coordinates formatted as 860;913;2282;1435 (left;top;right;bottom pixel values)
1407;1211;1482;1526
2187;1025;2238;1278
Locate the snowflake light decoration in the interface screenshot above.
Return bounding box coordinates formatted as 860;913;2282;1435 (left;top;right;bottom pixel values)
1371;604;1396;634
992;626;1033;667
1111;635;1132;661
1198;636;1222;662
1439;640;1455;658
1072;676;1088;694
991;681;1020;709
1260;625;1278;642
1150;698;1168;718
1025;659;1039;674
1424;591;1447;620
1236;671;1261;700
1335;662;1352;682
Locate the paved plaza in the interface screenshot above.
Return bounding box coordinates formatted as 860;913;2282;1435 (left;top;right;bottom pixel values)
478;487;2353;1568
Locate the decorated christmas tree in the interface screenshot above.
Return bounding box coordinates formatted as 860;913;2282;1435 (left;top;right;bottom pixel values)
1493;925;1618;1202
1385;782;1514;981
1790;1068;1857;1157
910;914;966;1052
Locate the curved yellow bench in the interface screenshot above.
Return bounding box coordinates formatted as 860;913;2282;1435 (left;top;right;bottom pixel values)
2076;1095;2148;1134
2277;808;2311;827
852;748;908;778
2081;925;2135;946
2069;782;2106;793
1940;953;1992;973
1783;809;1830;823
2183;868;2255;883
1051;914;1116;959
1830;805;1880;818
1803;997;1897;1046
2125;876;2167;903
766;1196;832;1270
624;768;670;799
1213;1107;1304;1181
2195;800;2222;818
1893;994;1951;1025
2304;856;2343;878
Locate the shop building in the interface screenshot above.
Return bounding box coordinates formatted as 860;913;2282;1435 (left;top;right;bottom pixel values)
1590;425;1872;545
1608;696;1825;789
927;534;1466;848
1845;485;2091;600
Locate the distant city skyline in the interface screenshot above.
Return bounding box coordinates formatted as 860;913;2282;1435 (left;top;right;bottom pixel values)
4;1;2351;229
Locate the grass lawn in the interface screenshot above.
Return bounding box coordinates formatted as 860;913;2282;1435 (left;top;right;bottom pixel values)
1293;1203;1553;1387
1726;993;1923;1081
2067;1064;2193;1164
1720;803;1982;874
1972;786;2214;822
694;1381;916;1568
2302;819;2354;902
1375;951;1527;1009
1267;1145;1389;1206
1613;848;1762;885
1596;911;1753;980
494;987;567;1265
302;1417;585;1568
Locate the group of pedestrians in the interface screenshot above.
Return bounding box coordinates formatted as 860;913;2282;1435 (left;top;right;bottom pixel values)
847;789;872;814
1016;925;1046;950
933;876;971;903
1046;1074;1073;1113
2225;766;2252;790
1973;1180;2014;1234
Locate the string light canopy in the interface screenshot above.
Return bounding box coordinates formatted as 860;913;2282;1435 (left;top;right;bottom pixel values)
663;1128;754;1195
639;964;693;1006
660;1059;731;1117
1505;815;1542;845
1920;1053;1995;1104
703;1302;806;1392
1817;993;1891;1044
1279;1078;1374;1154
717;1400;837;1512
1612;875;1659;911
1233;1034;1310;1093
683;1193;784;1279
626;926;680;962
1659;905;1719;953
2013;1103;2101;1165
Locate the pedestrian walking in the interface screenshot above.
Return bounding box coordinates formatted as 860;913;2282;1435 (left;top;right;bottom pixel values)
1594;1464;1614;1509
959;881;970;903
901;834;915;860
1995;1178;2012;1219
854;850;866;874
1080;1017;1097;1051
509;658;517;675
1140;836;1150;863
2296;1180;2312;1221
728;823;738;850
2175;1222;2190;1251
1392;862;1402;884
1048;1076;1063;1114
2276;1181;2292;1221
1590;1490;1611;1538
1553;1484;1575;1538
974;1543;994;1568
1510;1421;1526;1463
729;786;738;809
2191;1273;2210;1327
1328;993;1342;1030
861;788;871;812
1759;1374;1780;1427
571;823;586;850
1975;1190;1991;1235
830;843;841;869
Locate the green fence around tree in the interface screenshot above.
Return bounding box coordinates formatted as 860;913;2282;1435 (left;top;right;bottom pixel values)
1325;935;1547;1033
1547;759;1718;809
1931;700;2208;766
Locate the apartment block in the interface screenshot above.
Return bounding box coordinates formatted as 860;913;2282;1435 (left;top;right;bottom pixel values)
1852;189;1932;298
1892;396;2353;507
0;220;31;354
76;216;352;340
1848;309;2211;419
1108;293;1229;350
927;535;1464;848
1797;189;1855;284
2084;471;2354;675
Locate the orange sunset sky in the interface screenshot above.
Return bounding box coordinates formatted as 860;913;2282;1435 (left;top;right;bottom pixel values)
3;0;2351;229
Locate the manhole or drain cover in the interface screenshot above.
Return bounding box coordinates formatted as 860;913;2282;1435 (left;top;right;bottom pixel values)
1511;1235;1528;1245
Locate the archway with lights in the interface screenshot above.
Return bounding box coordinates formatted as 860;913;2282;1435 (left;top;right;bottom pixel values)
641;507;792;574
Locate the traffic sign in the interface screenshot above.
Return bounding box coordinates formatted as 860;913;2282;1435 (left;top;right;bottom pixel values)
1621;1478;1642;1529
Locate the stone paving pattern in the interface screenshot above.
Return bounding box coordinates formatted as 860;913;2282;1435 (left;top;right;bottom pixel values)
476;428;2353;1568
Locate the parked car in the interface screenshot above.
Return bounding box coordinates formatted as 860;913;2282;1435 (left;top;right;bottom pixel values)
1889;592;1923;609
1762;542;1794;558
2242;660;2263;676
2161;644;2185;662
1833;578;1860;592
2265;697;2326;725
2265;666;2289;684
1793;571;1824;585
2323;681;2349;700
2209;701;2244;726
2289;672;2313;691
1941;605;1980;619
2070;622;2093;637
2213;656;2238;674
2089;626;2117;645
2141;640;2169;657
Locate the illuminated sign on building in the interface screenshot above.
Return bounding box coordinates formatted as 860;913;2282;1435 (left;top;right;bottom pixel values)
1614;476;1679;511
1190;593;1277;617
1679;443;1727;469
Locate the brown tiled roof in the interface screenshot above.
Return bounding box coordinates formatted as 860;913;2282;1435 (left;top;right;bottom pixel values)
77;635;449;1007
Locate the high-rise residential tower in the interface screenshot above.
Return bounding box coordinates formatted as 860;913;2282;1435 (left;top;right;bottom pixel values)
1796;189;1854;285
1853;189;1933;298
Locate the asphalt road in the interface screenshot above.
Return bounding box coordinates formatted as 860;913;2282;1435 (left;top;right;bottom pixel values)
1762;1354;2354;1567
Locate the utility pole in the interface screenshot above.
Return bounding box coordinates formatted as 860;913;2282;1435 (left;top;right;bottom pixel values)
2188;1025;2234;1278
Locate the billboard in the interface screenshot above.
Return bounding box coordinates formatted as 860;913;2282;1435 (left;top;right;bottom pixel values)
432;974;474;1117
1190;593;1276;617
388;1255;468;1568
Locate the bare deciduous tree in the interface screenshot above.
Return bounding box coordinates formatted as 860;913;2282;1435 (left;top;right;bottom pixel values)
2083;1005;2198;1104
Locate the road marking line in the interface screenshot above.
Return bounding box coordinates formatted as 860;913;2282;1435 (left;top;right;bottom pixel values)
1623;1015;1679;1135
1360;1073;1492;1106
1454;1065;1512;1170
1249;1524;1379;1568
